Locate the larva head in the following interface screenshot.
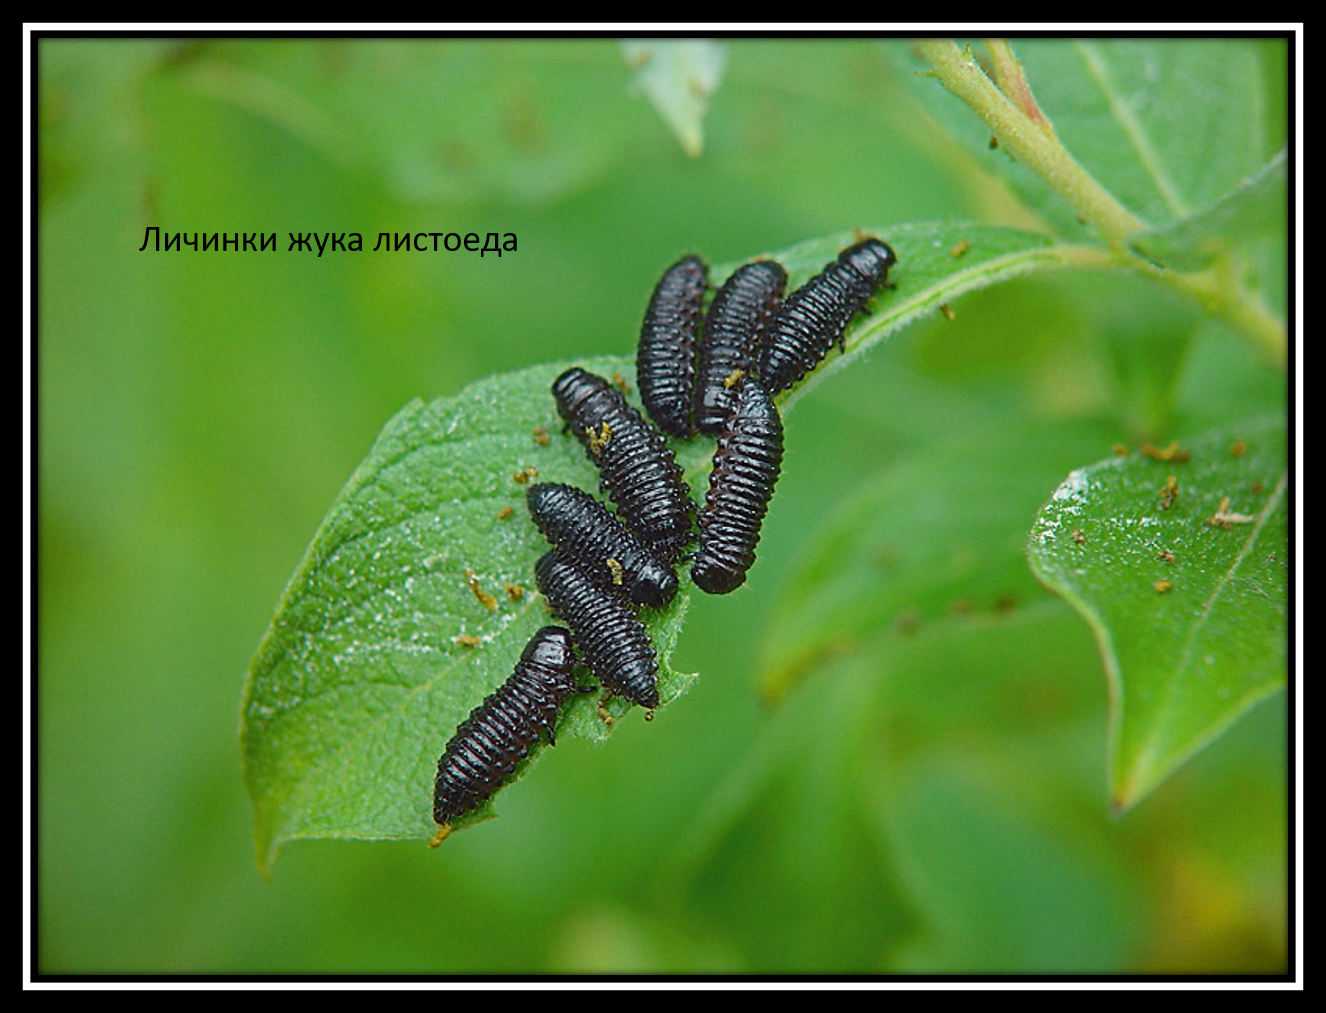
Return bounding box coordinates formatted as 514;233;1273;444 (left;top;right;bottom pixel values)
522;625;576;672
551;367;609;424
690;555;747;595
838;238;897;287
632;563;679;610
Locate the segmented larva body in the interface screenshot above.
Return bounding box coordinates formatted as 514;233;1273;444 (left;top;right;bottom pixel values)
636;255;708;438
534;549;660;709
526;482;678;609
694;259;787;436
758;238;897;394
432;625;583;830
552;367;694;564
691;377;784;595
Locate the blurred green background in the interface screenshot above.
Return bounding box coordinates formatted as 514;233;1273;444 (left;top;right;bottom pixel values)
37;38;1288;974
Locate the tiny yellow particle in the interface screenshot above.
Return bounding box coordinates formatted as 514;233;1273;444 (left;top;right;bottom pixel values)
588;421;612;455
1141;441;1190;463
1207;496;1255;529
1159;475;1179;510
464;570;498;612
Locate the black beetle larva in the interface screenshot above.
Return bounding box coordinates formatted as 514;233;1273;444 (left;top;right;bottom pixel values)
636;254;708;438
534;549;660;710
527;482;678;608
693;259;787;436
552;367;694;564
691;377;784;595
431;625;587;844
758;238;897;394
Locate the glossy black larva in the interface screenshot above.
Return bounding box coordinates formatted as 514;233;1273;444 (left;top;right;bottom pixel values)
636;255;708;438
758;238;897;395
526;482;678;609
693;259;787;436
691;377;784;596
534;549;660;710
552;367;694;564
431;625;586;844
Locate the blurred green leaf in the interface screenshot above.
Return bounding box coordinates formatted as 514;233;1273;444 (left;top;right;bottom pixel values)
620;40;727;157
755;420;1101;703
881;757;1138;971
1027;416;1287;811
182;41;651;206
1011;39;1270;228
1128;147;1288;271
1093;278;1197;441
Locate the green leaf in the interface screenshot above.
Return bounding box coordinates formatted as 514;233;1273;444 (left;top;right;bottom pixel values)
620;40;727;157
240;358;697;872
241;222;1070;870
1027;416;1288;812
1128;147;1288;271
1012;40;1269;227
755;421;1101;704
895;40;1274;241
184;41;652;206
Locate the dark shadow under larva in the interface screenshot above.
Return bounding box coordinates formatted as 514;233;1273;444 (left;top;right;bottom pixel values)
534;549;660;710
691;377;784;595
758;238;897;395
431;625;586;845
694;258;787;436
552;367;695;564
636;254;708;439
527;482;678;609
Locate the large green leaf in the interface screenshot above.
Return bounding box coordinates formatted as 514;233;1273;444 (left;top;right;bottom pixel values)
1128;146;1288;272
1012;39;1269;228
240;357;699;872
1027;416;1288;811
241;222;1067;870
755;422;1099;704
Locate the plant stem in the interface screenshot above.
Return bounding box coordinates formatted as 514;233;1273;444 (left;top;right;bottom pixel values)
1166;267;1288;367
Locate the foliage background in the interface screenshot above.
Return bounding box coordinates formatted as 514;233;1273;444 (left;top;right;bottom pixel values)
37;37;1289;974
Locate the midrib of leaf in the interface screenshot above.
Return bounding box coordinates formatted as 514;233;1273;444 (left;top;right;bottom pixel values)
1072;41;1187;221
1120;467;1289;804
